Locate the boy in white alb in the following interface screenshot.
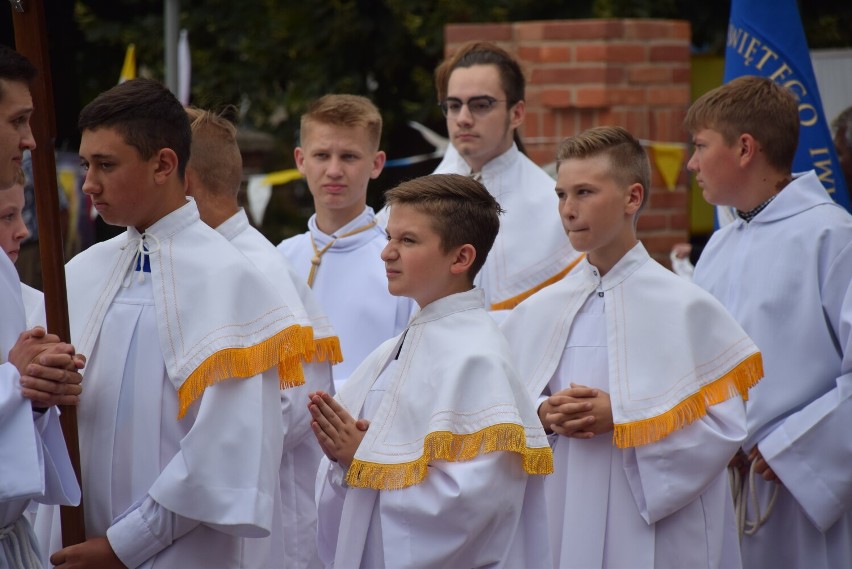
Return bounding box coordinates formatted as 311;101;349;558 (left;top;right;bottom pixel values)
380;41;582;312
185;106;336;569
687;76;852;569
309;174;553;568
39;79;305;569
0;45;82;569
277;95;415;392
501;126;763;568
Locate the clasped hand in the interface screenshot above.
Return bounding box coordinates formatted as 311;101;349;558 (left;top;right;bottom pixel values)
7;327;85;408
307;390;369;468
539;383;613;439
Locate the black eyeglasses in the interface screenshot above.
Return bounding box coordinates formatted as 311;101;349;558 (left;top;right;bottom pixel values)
439;96;508;118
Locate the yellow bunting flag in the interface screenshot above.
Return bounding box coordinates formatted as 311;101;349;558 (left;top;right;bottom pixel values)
119;44;136;84
649;142;685;192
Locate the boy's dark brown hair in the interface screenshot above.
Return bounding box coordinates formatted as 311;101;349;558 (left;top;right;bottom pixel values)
300;94;382;151
0;46;37;102
385;173;503;280
78;78;192;177
684;75;799;171
557;126;651;215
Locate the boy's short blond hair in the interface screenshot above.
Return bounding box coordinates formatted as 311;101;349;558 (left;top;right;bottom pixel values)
186;107;243;199
300;94;382;151
556;126;650;214
384;174;503;281
684;76;799;171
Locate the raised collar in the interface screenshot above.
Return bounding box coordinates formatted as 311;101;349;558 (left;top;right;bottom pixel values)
409;287;485;327
443;143;521;180
216;208;249;241
740;170;839;225
307;206;378;250
581;242;650;292
125;198;200;244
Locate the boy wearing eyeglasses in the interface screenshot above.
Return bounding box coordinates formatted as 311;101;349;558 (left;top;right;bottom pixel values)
428;41;582;314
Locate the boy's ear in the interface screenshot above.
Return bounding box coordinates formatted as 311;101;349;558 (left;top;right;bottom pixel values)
449;243;476;276
153;148;179;184
371;150;387;180
737;133;759;165
625;182;644;215
294;147;306;174
509;100;525;132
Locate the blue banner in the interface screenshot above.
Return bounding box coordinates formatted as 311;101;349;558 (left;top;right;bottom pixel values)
724;0;851;212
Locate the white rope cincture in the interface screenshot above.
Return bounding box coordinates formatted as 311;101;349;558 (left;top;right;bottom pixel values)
122;231;161;287
0;517;43;569
730;458;781;540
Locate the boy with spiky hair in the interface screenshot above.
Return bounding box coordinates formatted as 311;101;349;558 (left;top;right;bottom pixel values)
502;126;762;568
310;173;553;568
687;76;852;569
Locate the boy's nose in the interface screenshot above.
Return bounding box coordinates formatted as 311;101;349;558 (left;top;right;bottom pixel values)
21;125;36;151
81;171;98;195
686;152;699;172
380;242;396;261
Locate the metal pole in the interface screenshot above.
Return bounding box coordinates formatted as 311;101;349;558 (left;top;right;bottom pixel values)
164;0;179;94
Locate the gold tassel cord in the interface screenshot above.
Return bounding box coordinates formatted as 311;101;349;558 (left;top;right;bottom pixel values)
345;423;554;491
177;323;309;419
613;352;764;448
490;254;586;311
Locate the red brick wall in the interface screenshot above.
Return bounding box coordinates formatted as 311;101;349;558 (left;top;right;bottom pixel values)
445;19;691;266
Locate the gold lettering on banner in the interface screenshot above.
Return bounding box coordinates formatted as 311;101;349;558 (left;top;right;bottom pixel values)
809;147;837;195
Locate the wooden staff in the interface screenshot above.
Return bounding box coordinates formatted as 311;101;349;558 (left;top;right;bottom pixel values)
10;0;86;546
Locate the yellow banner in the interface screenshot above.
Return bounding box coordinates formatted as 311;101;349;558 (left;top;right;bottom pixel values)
649;142;685;192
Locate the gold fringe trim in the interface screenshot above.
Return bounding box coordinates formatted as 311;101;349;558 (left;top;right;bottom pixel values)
345;423;554;491
613;352;764;448
490;254;586;311
310;335;343;365
300;326;317;360
177;324;308;419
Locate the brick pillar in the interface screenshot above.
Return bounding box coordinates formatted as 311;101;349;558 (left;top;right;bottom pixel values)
445;19;691;266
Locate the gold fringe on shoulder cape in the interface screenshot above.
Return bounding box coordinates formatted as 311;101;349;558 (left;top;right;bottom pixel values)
345;423;554;491
177;323;308;419
309;334;343;365
490;254;586;311
613;352;764;448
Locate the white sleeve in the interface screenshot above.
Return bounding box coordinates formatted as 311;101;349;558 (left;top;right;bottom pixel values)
375;452;529;568
107;496;199;568
315;456;349;567
757;240;852;531
31;407;80;507
624;397;747;524
148;370;284;537
0;361;45;501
